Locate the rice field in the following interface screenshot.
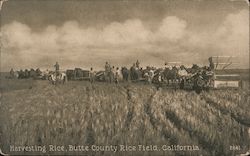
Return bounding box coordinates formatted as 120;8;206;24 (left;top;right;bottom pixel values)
0;79;249;156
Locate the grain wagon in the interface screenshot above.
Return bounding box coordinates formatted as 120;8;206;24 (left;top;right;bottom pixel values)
66;68;90;81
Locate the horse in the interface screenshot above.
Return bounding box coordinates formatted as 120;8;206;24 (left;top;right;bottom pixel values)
163;66;179;85
35;68;43;77
29;68;37;79
185;64;201;74
17;70;25;79
121;67;129;81
152;69;164;84
24;69;29;78
49;72;67;85
130;66;141;81
13;71;19;79
104;70;113;83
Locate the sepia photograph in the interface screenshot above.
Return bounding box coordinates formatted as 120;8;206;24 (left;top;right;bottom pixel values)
0;0;249;155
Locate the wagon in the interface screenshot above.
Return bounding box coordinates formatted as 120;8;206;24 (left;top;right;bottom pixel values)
66;68;90;81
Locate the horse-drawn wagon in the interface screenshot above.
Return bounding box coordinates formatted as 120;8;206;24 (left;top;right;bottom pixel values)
66;68;90;81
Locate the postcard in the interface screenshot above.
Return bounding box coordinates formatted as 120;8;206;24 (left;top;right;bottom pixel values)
0;0;249;155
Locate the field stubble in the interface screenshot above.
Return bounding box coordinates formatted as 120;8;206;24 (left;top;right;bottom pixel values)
0;79;249;156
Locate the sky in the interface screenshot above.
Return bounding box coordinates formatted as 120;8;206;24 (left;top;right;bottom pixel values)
0;0;249;71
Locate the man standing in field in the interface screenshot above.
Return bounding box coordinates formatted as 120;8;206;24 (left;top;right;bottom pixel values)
9;68;14;78
89;67;95;84
115;67;120;84
44;69;49;80
111;66;116;83
148;68;154;83
208;57;214;70
136;60;140;69
104;62;111;82
105;62;110;72
54;62;60;76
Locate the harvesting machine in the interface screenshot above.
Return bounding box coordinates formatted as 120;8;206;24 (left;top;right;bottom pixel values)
209;56;241;89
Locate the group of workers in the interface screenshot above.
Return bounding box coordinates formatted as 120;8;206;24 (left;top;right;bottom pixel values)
104;62;121;83
9;58;215;84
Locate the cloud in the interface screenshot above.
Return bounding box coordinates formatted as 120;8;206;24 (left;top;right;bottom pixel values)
102;19;152;45
213;9;249;66
2;21;33;49
182;9;249;67
1;10;249;71
157;16;187;42
215;9;249;49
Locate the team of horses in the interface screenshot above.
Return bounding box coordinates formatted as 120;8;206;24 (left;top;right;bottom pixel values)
9;68;43;79
8;64;211;88
121;66;185;84
8;68;67;85
120;64;213;92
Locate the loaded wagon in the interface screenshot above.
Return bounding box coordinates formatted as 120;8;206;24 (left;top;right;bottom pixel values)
66;68;90;81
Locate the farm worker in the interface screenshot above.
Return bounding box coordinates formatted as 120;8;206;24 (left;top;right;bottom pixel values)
104;62;111;82
144;72;150;83
115;67;120;84
111;66;115;73
24;69;29;78
136;60;140;68
132;63;136;69
89;67;95;83
105;62;111;72
158;71;163;82
54;62;60;76
54;62;59;71
148;69;154;83
36;68;42;76
208;57;214;70
10;68;14;78
205;67;214;83
44;69;49;80
19;69;24;79
206;67;214;75
105;62;110;75
111;66;116;82
169;66;173;70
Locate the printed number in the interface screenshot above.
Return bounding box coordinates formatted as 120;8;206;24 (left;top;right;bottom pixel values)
230;145;241;151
